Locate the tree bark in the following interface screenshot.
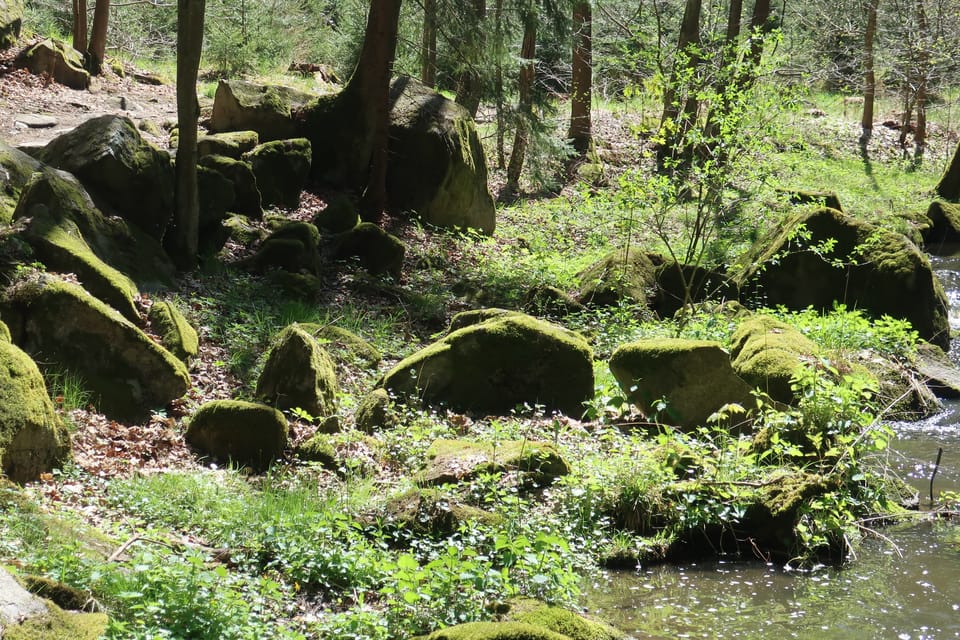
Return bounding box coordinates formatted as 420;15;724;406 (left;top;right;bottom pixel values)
567;0;592;158
657;0;702;170
505;13;537;196
494;0;506;168
420;0;437;87
913;0;928;165
172;0;206;270
860;0;880;148
72;0;88;54
353;0;403;222
88;0;110;74
455;0;486;118
702;0;742;141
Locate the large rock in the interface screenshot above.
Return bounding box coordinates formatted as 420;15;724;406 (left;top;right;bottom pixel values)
729;316;819;404
331;222;405;279
0;140;42;223
36;115;174;240
382;313;594;416
15;39;89;89
922;200;960;245
420;439;571;487
13;168;176;291
246;221;321;275
0;0;23;48
736;207;950;351
242;138;311;209
198;154;263;218
197;130;260;159
0;567;106;640
0;340;70;483
384;77;495;234
255;325;339;419
185;400;289;469
148;300;199;364
209;80;314;142
609;338;754;430
0;274;190;421
936;140;960;201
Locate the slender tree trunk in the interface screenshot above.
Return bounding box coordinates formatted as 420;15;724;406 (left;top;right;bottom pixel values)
660;0;701;129
494;0;506;168
702;0;742;141
505;14;536;196
455;0;486;118
567;1;592;158
913;0;928;165
353;0;402;222
657;0;702;170
72;0;88;54
87;0;110;74
172;0;206;270
420;0;437;87
860;0;880;148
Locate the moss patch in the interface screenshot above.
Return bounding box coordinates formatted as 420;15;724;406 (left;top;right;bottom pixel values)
729;316;818;403
298;323;382;369
255;325;338;418
413;621;571;640
503;598;624;640
148;300;199;364
420;439;570;486
185;399;289;470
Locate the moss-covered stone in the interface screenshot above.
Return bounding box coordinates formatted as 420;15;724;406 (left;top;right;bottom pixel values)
36;115;174;240
210;80;313;141
297;323;382;369
936;140;960;202
242;138;311;209
312;194;359;233
778;188;843;211
199;154;263;218
0;319;10;342
922;200;960;245
14;39;89;89
296;432;337;468
223;214;266;247
414;622;571;640
381;487;500;538
197;130;260;159
13;166;176;292
735;207;950;351
420;439;570;486
448;308;522;333
331;222;406;279
523;285;586;316
148;300;199;364
2;601;107;640
20;575;90;611
247;221;321;275
0;340;69;483
19;211;141;321
0;0;24;48
255;325;339;418
729;316;818;403
1;273;189;421
502;598;624;640
609;338;754;431
354;388;398;433
0;140;42;224
382;314;594;416
185;399;289;469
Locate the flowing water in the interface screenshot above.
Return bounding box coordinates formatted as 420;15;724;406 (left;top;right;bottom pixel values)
582;249;960;639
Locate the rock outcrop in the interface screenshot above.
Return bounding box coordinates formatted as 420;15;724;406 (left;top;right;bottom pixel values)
15;39;89;89
242;138;311;209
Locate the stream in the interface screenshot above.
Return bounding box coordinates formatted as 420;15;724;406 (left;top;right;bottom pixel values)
582;249;960;639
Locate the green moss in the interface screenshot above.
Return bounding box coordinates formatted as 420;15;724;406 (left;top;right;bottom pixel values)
413;621;571;640
421;439;570;486
185;399;289;470
577;246;658;307
504;598;624;640
297;432;337;468
448;308;521;333
382;487;500;538
298;323;382;368
20;575;90;611
311;194;359;233
223;214;265;247
148;300;199;364
331;222;406;279
2;604;107;640
0;319;10;342
729;316;818;403
242;138;311;209
255;325;338;418
0;140;41;224
197;130;260;159
382;314;594;416
247;221;321;275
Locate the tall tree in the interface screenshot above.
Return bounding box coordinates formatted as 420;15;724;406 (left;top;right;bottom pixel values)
504;6;537;196
657;0;702;170
421;0;438;87
455;0;487;117
88;0;111;74
860;0;879;148
72;0;88;54
567;0;593;158
171;0;206;270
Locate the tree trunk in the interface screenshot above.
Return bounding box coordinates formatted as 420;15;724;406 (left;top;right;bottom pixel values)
87;0;110;74
172;0;206;270
72;0;88;54
657;0;702;170
505;14;537;196
567;1;592;158
860;0;880;148
455;0;486;118
353;0;403;222
494;0;506;168
702;0;742;141
913;0;928;166
420;0;437;87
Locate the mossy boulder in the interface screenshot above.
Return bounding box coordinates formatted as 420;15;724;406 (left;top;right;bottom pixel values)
609;338;754;430
331;222;405;279
729;316;819;404
0;340;70;483
247;221;321;275
523;285;586;316
0;140;42;223
0;274;190;421
223;214;266;248
922;200;960;245
185;400;289;469
255;325;339;419
296;432;337;468
19;575;91;612
735;207;950;351
14;39;89;90
936;140;960;202
381;487;500;538
500;598;624;640
915;342;960;398
0;319;9;342
18;211;140;321
297;323;382;368
384;77;496;234
242;138;311;209
36;115;174;240
414;622;570;640
0;568;106;640
12;168;176;292
312;194;359;233
420;439;571;486
354;388;398;433
197;130;260;159
382;314;594;416
0;0;23;48
778;188;843;211
148;300;199;365
199;154;263;218
210;80;313;142
448;308;522;333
